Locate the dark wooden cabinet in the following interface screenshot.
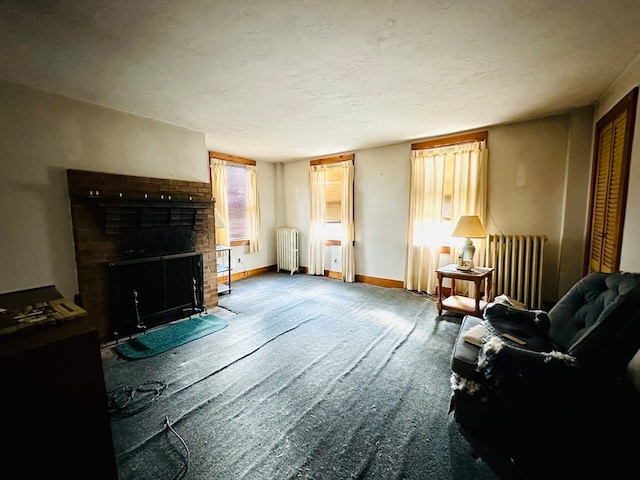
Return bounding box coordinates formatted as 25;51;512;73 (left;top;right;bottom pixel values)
0;328;118;479
0;287;117;479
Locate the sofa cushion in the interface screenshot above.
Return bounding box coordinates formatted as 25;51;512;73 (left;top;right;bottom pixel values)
450;316;485;382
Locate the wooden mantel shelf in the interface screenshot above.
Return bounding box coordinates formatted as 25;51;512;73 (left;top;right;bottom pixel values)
94;197;212;209
81;196;213;234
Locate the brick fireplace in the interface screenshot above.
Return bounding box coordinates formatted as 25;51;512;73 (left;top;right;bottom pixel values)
66;169;218;343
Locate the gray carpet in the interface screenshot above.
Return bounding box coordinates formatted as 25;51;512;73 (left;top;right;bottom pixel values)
103;272;498;479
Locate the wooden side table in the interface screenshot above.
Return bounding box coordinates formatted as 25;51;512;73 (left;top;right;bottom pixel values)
436;264;494;318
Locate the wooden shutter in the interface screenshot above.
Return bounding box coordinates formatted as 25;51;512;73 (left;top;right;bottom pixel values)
586;87;637;273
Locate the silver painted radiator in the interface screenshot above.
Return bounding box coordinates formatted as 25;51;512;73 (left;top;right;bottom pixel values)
485;234;547;309
277;227;299;275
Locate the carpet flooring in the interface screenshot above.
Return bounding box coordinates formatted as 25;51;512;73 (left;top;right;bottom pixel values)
102;272;498;479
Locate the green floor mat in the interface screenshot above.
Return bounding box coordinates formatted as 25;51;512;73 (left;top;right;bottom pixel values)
114;314;228;360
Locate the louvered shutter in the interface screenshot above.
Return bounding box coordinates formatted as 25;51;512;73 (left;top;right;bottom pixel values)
587;87;637;273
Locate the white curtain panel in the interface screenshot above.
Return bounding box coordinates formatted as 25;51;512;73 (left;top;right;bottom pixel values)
405;141;487;294
451;141;488;267
405;149;446;294
247;165;262;253
341;161;355;282
308;165;326;275
210;157;229;246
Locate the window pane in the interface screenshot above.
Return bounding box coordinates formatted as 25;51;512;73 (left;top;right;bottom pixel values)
442;156;454;220
325;166;342;223
225;164;249;241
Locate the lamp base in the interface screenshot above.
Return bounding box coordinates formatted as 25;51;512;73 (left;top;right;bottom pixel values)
456;238;475;270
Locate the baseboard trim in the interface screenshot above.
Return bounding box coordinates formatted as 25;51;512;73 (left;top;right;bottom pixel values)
355;275;404;289
325;270;342;280
230;265;403;289
230;265;275;282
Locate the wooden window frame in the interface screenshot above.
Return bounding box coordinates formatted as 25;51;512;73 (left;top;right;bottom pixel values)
310;154;354;246
411;130;488;150
411;130;488;252
209;151;256;247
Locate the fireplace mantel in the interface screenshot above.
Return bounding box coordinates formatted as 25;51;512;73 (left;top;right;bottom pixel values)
91;197;212;234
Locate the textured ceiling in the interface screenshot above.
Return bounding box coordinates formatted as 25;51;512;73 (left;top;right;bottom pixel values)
2;0;640;162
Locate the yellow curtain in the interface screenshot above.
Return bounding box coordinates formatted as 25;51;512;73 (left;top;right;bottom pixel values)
451;141;488;266
341;161;355;282
405;149;446;293
210;158;228;246
308;165;326;275
247;165;261;253
405;141;487;294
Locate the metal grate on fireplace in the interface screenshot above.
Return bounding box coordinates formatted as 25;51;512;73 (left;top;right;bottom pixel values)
107;252;204;340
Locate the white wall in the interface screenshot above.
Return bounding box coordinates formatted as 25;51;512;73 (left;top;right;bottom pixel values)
597;53;640;272
487;113;586;301
281;143;413;282
354;143;411;281
1;79;602;307
557;107;596;296
0;80;208;298
281;110;593;302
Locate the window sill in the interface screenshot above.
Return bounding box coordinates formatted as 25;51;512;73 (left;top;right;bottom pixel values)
230;240;249;247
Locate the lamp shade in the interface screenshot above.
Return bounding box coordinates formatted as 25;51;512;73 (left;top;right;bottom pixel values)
214;208;226;229
451;215;486;239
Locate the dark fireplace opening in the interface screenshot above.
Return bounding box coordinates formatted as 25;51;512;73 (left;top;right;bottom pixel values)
118;227;196;259
107;252;204;339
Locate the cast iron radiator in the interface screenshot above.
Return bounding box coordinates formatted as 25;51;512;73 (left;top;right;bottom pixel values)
485;234;547;309
276;227;299;275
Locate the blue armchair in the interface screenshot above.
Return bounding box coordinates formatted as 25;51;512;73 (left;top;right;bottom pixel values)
449;271;640;476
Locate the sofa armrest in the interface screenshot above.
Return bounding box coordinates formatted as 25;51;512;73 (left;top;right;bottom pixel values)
483;302;558;352
478;336;579;385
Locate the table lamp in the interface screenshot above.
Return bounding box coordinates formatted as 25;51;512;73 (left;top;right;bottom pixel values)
451;215;486;270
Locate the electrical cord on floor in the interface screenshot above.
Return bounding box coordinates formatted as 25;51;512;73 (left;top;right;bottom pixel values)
164;415;190;480
107;380;167;418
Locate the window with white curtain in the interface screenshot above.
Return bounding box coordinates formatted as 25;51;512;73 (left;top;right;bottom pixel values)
209;151;261;253
405;132;488;294
324;165;343;242
309;154;355;282
225;163;249;242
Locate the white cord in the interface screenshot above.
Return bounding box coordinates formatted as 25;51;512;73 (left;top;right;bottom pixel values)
164;415;190;479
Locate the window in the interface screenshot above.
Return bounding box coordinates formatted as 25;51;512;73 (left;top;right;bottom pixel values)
405;131;488;294
411;131;487;230
324;164;343;242
309;154;353;245
442;156;455;222
225;163;249;242
308;154;355;281
209;151;261;252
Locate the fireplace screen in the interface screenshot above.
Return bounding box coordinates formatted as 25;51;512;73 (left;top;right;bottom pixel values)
107;252;204;339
